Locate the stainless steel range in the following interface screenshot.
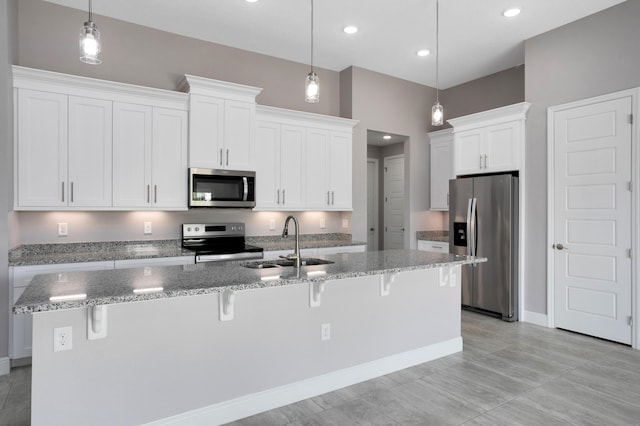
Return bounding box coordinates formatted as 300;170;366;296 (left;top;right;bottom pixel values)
182;223;263;263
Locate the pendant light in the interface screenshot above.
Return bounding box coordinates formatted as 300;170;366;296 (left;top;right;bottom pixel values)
431;0;443;126
79;0;102;65
305;0;319;103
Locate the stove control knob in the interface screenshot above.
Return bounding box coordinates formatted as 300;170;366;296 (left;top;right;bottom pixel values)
195;227;200;232
186;227;191;232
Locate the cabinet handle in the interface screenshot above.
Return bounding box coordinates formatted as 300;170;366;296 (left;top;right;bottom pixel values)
282;189;286;205
447;193;449;206
147;185;150;203
226;149;229;166
484;154;488;169
332;191;335;205
61;182;65;203
154;185;157;204
327;191;330;205
277;189;280;205
70;182;74;203
479;155;483;169
219;148;223;166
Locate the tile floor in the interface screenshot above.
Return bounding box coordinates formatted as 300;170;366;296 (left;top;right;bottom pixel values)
3;311;639;425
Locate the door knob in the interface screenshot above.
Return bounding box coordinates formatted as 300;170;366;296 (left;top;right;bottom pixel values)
553;243;567;250
370;228;374;231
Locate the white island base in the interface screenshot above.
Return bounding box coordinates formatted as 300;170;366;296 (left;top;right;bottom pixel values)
31;266;462;425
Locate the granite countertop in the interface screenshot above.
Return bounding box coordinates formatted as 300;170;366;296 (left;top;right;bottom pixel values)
416;230;449;243
13;250;486;314
8;234;367;267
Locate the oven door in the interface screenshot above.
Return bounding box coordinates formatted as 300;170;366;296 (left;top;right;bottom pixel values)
189;168;256;208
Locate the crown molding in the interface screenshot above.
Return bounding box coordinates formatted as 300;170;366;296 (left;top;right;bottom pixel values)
179;74;262;102
257;105;358;131
447;102;531;132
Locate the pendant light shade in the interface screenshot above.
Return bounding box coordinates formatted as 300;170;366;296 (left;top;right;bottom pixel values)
431;0;443;126
79;0;101;65
305;0;319;103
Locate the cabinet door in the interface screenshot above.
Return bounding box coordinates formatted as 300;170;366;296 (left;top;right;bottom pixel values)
224;100;255;171
417;240;448;253
68;96;112;207
17;89;68;207
152;108;188;209
305;128;329;209
189;94;224;169
254;121;281;209
484;121;518;172
113;103;153;207
454;129;483;175
10;286;32;360
114;256;194;269
430;140;452;210
279;125;306;209
328;132;352;210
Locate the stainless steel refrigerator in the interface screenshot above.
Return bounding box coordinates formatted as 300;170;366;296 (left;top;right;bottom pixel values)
449;174;518;321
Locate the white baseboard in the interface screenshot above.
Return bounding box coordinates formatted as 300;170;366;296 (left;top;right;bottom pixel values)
0;357;10;376
143;337;463;426
522;310;548;327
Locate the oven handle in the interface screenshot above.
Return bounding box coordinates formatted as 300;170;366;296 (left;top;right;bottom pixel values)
183;239;207;245
242;177;249;201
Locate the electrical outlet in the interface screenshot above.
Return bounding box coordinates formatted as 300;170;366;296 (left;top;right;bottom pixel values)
321;323;331;341
54;326;72;352
144;221;152;235
269;219;276;231
320;217;326;229
342;219;349;229
57;223;68;237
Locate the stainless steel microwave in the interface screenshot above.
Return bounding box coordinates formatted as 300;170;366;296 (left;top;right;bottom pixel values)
188;168;256;208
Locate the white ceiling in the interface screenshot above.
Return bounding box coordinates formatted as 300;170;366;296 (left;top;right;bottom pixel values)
46;0;626;89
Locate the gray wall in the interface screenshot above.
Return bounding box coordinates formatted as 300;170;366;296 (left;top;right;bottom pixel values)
1;0;18;362
524;0;640;314
441;66;525;126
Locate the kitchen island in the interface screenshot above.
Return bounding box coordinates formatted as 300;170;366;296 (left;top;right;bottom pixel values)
15;250;483;425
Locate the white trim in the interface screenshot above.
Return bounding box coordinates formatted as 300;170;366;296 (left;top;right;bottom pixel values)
142;337;462;426
257;105;358;131
447;102;531;132
367;158;380;251
521;311;548;328
12;66;189;110
179;74;262;101
0;357;10;376
547;88;639;348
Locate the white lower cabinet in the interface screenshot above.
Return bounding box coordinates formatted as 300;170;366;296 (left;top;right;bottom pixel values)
10;261;114;360
417;240;449;254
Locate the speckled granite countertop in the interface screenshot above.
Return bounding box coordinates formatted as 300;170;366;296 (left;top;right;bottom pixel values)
8;234;367;267
13;250;485;314
416;230;449;243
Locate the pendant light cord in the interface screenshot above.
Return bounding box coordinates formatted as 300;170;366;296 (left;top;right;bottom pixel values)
435;0;439;103
310;0;314;73
88;0;93;22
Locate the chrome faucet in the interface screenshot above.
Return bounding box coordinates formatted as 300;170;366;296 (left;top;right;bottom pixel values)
281;215;301;268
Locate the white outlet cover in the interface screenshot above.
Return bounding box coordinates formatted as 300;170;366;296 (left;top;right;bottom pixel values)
57;223;68;236
321;323;331;341
54;326;72;352
342;219;349;228
269;219;276;231
320;218;326;229
144;221;152;235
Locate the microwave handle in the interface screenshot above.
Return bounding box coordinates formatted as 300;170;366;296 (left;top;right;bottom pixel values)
242;177;249;201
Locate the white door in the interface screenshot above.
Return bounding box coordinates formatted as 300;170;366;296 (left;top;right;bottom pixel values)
367;158;379;251
305;128;329;209
152;108;188;209
552;96;632;344
224;100;254;170
384;155;404;249
328;132;352;209
254;121;281;209
279;125;306;209
188;94;224;169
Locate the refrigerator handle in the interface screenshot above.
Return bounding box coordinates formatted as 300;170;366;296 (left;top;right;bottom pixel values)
470;198;478;258
466;198;473;257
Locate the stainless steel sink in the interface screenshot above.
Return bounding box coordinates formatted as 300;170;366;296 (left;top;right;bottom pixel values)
243;258;334;269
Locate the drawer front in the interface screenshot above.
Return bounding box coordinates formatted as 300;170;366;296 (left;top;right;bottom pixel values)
417;240;449;254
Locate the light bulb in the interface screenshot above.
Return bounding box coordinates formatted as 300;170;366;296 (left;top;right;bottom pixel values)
305;71;320;103
79;21;101;65
432;102;444;126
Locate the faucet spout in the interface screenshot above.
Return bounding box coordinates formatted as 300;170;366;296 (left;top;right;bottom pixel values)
281;215;301;268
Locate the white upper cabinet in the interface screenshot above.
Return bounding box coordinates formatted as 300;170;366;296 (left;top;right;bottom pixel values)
13;66;189;211
16;89;112;208
179;75;262;171
449;102;531;176
254;105;357;212
428;128;454;211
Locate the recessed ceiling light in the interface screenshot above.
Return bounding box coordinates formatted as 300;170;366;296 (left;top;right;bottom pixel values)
245;0;259;3
343;26;358;34
417;49;430;57
383;135;392;140
503;8;521;17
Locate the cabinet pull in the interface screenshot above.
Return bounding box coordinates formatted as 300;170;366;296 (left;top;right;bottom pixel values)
277;189;280;205
61;182;65;203
226;149;229;166
332;191;335;205
447;193;449;206
282;189;286;205
219;148;223;166
484;154;488;169
479;155;483;169
327;191;330;205
154;185;157;204
70;182;74;203
147;185;150;203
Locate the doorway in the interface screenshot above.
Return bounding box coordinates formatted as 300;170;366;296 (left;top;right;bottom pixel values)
548;91;633;345
367;158;379;251
384;154;405;249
